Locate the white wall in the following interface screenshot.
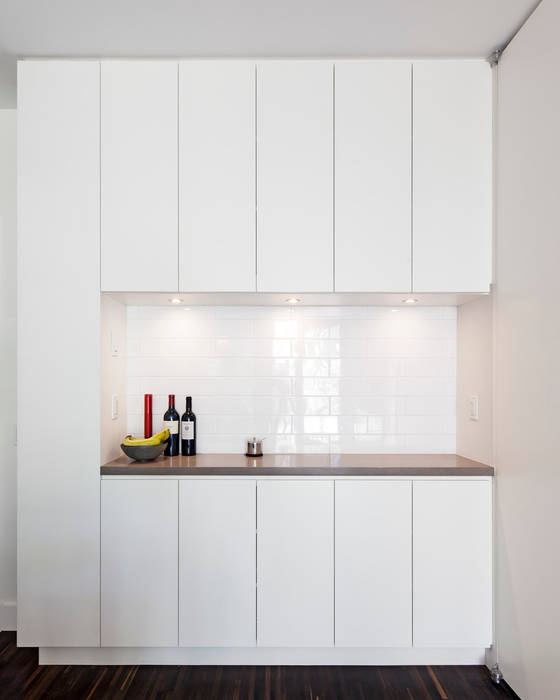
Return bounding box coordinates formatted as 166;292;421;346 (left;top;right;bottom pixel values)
495;1;560;697
126;305;457;454
456;296;493;465
100;295;127;464
0;109;16;631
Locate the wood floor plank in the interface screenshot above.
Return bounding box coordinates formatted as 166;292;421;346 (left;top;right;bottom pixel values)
0;632;520;700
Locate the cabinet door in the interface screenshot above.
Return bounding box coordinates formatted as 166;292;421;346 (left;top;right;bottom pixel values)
335;61;412;292
413;61;492;292
17;60;100;647
335;481;412;647
101;480;178;647
413;480;492;647
257;61;333;292
179;480;256;646
101;61;178;292
257;480;334;647
179;61;256;292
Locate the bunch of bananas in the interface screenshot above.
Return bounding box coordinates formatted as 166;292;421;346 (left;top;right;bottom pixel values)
122;429;170;447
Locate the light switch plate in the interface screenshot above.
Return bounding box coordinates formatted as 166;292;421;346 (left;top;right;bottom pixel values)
469;395;479;421
111;394;119;420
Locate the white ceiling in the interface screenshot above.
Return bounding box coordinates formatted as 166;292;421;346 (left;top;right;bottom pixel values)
0;0;540;107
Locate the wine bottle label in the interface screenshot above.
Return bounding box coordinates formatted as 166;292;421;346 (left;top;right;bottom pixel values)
163;420;179;435
182;422;194;440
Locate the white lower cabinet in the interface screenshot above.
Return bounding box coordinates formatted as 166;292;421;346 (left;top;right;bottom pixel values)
413;480;493;647
335;481;412;647
101;479;179;647
257;480;334;647
99;476;492;652
179;480;256;647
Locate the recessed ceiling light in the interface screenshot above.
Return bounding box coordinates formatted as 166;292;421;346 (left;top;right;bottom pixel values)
403;297;418;304
169;297;183;305
286;297;301;305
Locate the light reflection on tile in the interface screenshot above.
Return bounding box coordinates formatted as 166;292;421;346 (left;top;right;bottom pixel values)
126;305;456;452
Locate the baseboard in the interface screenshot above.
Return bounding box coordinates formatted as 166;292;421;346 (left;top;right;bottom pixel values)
39;646;487;666
0;601;16;632
485;644;498;670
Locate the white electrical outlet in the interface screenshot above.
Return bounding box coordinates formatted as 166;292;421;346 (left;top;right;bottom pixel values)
111;394;119;420
110;330;119;357
469;395;479;421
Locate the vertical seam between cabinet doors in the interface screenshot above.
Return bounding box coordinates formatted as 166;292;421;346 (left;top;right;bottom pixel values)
332;63;336;292
176;63;180;293
99;62;102;292
177;479;180;647
99;479;102;647
255;480;258;644
410;64;414;294
333;479;336;646
254;64;258;290
411;479;414;647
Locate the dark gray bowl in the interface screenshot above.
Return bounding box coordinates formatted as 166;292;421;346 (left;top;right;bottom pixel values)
120;442;167;462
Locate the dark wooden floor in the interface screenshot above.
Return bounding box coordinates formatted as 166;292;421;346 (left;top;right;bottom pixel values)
0;632;519;700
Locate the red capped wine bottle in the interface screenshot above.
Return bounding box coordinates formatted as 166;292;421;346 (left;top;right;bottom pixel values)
163;394;180;456
181;396;197;456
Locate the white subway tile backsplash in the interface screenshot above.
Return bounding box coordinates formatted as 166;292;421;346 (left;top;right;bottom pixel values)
126;306;456;453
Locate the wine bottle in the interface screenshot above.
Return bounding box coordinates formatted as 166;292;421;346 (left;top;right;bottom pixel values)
181;396;197;456
163;394;180;456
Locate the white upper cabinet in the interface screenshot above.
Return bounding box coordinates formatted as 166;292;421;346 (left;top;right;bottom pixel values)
101;61;178;292
179;61;256;292
412;61;492;293
256;61;334;292
335;61;412;292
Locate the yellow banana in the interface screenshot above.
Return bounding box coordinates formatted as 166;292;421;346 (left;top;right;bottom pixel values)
123;429;170;447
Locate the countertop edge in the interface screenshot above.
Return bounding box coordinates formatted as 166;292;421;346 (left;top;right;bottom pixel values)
101;466;494;477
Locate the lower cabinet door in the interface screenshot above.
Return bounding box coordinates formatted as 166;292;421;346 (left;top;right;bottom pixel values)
179;480;256;646
413;480;493;647
257;480;334;647
101;479;178;647
335;480;412;647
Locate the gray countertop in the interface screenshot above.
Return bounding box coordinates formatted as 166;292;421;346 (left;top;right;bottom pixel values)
101;453;493;476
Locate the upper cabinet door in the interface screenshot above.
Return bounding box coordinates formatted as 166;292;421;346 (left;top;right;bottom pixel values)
413;61;492;293
101;61;178;292
335;61;412;292
257;61;333;292
179;61;256;292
